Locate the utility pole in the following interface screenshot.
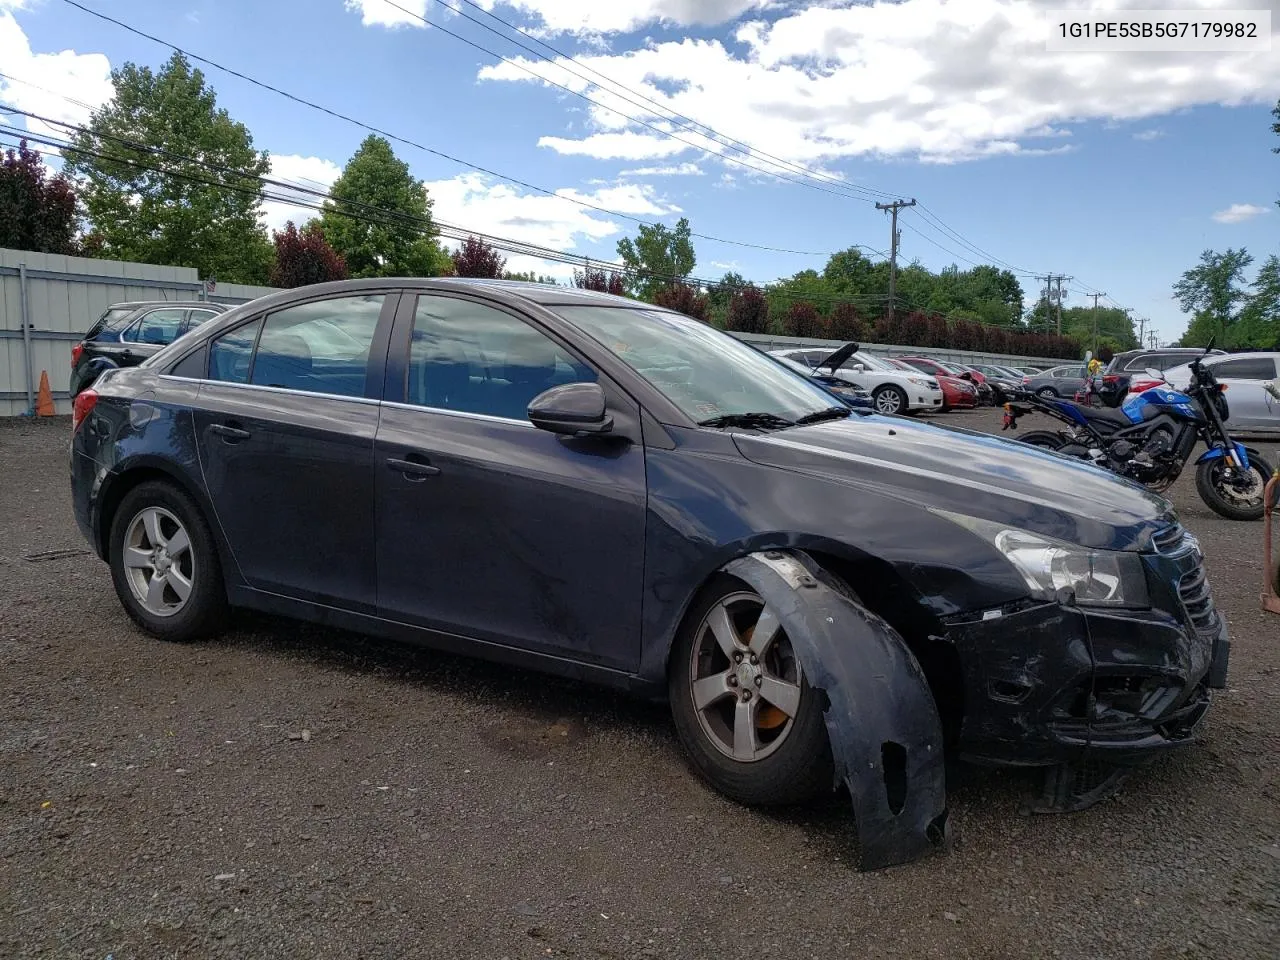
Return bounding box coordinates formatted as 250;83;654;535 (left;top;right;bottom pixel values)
1137;316;1147;347
1088;292;1107;355
1034;274;1071;332
876;198;916;320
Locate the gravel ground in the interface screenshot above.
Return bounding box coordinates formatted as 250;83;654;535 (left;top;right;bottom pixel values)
1;411;1278;960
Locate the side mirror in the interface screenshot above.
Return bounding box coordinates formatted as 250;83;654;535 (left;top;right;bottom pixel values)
528;382;614;438
960;371;974;381
851;362;866;372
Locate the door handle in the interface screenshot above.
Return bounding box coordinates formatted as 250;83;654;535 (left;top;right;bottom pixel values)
386;456;441;480
211;423;251;443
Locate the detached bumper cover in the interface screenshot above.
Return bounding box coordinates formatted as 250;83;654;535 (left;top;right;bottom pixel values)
949;535;1226;767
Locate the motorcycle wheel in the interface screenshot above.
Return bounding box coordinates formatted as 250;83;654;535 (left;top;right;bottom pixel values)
1016;431;1068;451
1195;452;1274;521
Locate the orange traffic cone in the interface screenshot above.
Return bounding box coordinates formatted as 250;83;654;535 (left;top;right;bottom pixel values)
35;370;56;416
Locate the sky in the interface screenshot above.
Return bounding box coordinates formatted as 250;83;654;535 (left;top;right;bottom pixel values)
1;0;1277;343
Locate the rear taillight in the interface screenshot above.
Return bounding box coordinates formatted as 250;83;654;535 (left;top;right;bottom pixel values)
1021;376;1030;385
71;343;83;367
72;389;98;431
1129;379;1161;393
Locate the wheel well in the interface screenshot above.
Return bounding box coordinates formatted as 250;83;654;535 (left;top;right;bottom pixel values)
97;468;193;558
805;551;964;746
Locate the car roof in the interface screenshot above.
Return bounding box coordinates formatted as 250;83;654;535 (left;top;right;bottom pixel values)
108;300;228;310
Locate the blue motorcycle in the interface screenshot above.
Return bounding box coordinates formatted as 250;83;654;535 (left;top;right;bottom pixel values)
1002;343;1272;520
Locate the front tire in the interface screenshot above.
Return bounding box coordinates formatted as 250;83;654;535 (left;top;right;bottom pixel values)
669;575;833;807
108;481;228;641
1195;453;1273;521
1035;387;1059;398
873;384;908;416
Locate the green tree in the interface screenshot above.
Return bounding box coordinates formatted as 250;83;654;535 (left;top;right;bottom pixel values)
319;135;448;278
1234;255;1280;349
1059;305;1138;353
616;217;695;299
1174;248;1254;347
65;52;273;283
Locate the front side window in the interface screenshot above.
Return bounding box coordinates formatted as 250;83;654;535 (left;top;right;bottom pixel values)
127;308;186;345
405;296;596;421
1211;356;1277;380
552;306;839;425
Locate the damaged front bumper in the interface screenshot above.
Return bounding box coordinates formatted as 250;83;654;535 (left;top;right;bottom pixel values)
949;532;1228;769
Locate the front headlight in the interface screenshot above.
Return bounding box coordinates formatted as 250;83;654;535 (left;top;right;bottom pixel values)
937;513;1150;608
907;377;931;386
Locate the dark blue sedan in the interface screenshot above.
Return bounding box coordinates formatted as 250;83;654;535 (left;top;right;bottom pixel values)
70;279;1227;869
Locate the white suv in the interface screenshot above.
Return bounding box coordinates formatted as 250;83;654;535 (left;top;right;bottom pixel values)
772;348;944;415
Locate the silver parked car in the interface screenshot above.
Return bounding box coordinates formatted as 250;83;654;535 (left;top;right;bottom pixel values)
1154;352;1280;435
1021;363;1087;398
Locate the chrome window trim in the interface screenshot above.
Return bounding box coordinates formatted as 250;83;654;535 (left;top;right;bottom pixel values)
158;374;380;407
381;398;536;429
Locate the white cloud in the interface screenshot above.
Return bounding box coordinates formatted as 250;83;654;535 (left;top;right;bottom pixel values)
537;131;696;160
425;171;620;256
0;11;113;145
345;0;767;35
1211;203;1270;225
620;162;705;176
259;154;344;233
343;0;426;28
479;0;1280;165
1132;128;1165;141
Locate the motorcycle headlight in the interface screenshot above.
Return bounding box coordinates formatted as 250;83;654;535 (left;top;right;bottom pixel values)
936;513;1150;608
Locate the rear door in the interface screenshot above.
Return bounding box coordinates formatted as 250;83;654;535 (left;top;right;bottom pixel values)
191;290;396;612
1207;355;1280;432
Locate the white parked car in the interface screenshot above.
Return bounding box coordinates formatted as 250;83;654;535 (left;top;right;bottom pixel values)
771;347;944;416
1136;352;1280;435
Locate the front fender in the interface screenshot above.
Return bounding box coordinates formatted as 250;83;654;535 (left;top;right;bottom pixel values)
724;550;948;871
1196;442;1250;469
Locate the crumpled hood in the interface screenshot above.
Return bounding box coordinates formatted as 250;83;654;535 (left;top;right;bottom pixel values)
733;414;1174;550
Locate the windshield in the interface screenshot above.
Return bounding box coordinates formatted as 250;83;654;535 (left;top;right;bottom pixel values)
555;306;838;423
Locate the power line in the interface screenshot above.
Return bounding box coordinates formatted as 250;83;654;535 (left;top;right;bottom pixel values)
405;0;901;205
51;0;831;258
911;204;1036;275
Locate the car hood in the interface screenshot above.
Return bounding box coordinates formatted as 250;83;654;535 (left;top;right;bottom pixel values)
733;414;1173;550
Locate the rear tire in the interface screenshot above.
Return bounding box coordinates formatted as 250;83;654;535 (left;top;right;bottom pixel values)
1016;431;1067;451
1035;387;1059;398
1195;453;1273;521
108;481;228;641
669;574;834;807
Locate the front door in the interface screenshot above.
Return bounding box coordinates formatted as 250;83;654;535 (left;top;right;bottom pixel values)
192;291;396;613
373;292;647;671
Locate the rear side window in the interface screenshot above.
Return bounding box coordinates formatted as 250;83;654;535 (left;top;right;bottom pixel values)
209;319;262;384
1211;356;1277;380
249;295;384;396
87;306;137;339
126;308;187;345
186;309;220;331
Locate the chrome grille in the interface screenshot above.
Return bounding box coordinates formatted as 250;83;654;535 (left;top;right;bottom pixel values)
1178;565;1218;631
1153;524;1187;555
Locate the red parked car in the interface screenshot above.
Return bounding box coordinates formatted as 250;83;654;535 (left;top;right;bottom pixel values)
890;357;980;410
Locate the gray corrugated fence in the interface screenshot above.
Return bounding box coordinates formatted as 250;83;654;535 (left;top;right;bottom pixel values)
0;247;277;416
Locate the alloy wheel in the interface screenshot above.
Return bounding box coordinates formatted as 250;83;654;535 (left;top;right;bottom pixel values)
122;506;196;617
875;388;904;415
688;592;804;763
